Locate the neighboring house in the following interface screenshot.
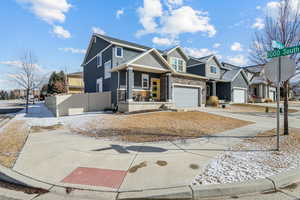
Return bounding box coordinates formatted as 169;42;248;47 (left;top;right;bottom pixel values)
82;34;207;112
187;56;250;103
244;65;277;102
66;72;84;94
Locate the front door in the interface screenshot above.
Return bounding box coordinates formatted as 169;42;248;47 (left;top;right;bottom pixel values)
151;78;160;100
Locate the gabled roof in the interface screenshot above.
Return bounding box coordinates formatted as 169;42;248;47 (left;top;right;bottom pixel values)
244;64;264;73
222;62;241;70
221;69;250;85
94;33;152;51
197;55;214;63
162;46;189;61
111;48;174;73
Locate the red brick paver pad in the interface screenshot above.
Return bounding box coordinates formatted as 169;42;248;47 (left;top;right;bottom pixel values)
61;167;127;189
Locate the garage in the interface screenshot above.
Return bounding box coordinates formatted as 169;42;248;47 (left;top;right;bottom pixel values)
173;86;200;108
233;88;246;103
269;91;276;101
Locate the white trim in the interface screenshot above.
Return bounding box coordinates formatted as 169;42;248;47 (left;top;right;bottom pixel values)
115;47;123;58
112;41;148;52
170;57;186;72
142;73;149;89
131;64;169;72
127;48;175;72
164;46;189;61
187;63;203;68
172;83;203;89
232;86;248;90
118;88;151;91
97;54;102;68
172;83;203;107
96;78;103;92
83;44;113;66
104;60;112;79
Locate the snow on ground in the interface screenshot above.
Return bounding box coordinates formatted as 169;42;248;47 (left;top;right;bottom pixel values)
14;103;108;129
192;134;300;185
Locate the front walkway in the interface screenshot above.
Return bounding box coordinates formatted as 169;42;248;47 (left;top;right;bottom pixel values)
11;104;297;192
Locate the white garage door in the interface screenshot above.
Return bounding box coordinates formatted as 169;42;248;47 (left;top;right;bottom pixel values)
174;86;200;108
269;91;276;101
233;89;246;103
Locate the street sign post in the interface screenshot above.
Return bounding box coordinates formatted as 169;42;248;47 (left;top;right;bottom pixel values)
266;44;297;151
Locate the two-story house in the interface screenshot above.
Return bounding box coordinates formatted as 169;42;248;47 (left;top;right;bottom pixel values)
82;34;207;112
187;56;250;103
244;64;277;102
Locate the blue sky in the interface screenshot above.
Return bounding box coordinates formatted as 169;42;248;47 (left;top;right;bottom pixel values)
0;0;274;89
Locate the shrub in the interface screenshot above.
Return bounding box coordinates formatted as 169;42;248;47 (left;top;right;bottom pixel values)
264;98;273;103
207;96;219;107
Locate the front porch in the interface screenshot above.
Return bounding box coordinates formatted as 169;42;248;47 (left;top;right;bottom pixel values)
115;66;173;112
250;84;276;102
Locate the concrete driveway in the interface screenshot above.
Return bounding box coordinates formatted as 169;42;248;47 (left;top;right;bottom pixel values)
12;107;289;192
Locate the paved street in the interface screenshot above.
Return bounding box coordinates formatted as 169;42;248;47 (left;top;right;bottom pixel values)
213;183;300;200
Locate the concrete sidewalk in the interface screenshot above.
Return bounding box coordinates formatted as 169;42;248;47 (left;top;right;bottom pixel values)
12;107;283;193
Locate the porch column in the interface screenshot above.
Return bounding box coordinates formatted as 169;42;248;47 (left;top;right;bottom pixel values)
126;67;133;102
166;73;172;102
259;84;263;98
212;81;217;96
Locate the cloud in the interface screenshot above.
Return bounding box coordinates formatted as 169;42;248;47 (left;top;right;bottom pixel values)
52;25;71;39
59;48;86;54
213;43;221;48
116;9;124;19
0;60;44;72
152;37;178;46
251;18;265;30
136;0;163;36
226;55;248;66
167;0;184;7
0;60;23;68
92;27;106;35
16;0;72;24
231;42;243;51
17;0;72;39
136;0;216;39
184;47;217;58
160;6;216;37
256;5;261;10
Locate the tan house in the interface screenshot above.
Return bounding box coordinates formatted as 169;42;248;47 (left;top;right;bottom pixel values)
66;72;84;94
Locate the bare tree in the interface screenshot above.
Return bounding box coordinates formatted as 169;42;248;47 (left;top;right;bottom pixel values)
249;0;300;135
10;50;44;113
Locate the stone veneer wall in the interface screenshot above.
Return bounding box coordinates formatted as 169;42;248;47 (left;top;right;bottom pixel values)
172;75;207;105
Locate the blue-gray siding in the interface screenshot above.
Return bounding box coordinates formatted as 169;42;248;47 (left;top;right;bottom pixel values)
187;64;206;76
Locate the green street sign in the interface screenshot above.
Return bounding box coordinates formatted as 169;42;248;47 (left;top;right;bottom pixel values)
267;45;300;58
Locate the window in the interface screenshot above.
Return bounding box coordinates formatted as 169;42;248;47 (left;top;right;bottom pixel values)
104;60;111;79
96;78;102;92
171;57;185;72
142;74;149;89
210;66;217;74
115;47;123;58
97;54;102;68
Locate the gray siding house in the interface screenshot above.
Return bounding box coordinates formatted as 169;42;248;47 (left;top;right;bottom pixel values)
244;64;277;102
187;56;250;103
82;34;207;112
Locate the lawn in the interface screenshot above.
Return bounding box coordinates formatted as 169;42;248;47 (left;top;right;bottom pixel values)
0;120;29;168
74;111;253;143
228;104;298;113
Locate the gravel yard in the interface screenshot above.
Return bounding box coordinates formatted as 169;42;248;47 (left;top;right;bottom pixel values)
73;111;253;143
192;128;300;186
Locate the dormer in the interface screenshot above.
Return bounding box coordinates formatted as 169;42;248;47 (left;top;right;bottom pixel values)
163;46;189;73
